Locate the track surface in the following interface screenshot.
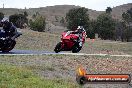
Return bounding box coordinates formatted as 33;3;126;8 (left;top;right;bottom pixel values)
0;49;132;57
0;49;55;55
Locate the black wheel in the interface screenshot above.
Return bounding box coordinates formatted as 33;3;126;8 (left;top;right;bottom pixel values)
72;43;82;53
54;42;62;53
2;40;16;52
76;76;87;85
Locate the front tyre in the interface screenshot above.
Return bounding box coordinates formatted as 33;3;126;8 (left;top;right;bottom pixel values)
54;42;62;53
2;40;16;52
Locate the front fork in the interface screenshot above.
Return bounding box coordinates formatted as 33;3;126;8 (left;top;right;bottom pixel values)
60;41;65;49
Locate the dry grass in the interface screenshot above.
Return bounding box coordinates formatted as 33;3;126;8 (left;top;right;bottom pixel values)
15;29;132;55
15;29;60;51
0;55;132;78
81;39;132;55
0;55;131;88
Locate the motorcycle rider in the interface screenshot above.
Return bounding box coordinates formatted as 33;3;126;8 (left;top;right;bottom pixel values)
71;26;87;47
0;17;17;40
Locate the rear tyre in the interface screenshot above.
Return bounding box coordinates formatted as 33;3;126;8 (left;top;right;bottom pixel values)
54;42;62;53
72;43;82;53
2;40;16;53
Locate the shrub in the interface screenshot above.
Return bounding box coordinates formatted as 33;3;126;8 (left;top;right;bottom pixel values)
96;13;116;40
66;7;95;38
9;13;28;28
66;7;89;30
0;12;4;20
29;16;46;32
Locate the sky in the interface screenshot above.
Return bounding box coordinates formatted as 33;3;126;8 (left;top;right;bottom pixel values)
0;0;131;11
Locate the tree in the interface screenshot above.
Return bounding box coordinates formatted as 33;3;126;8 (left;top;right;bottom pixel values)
127;8;132;20
96;13;116;40
66;7;89;30
55;16;59;22
9;14;28;28
122;8;132;24
121;8;132;42
29;16;46;32
60;17;66;26
24;11;28;17
122;12;131;24
106;7;112;14
87;20;96;39
32;12;40;19
66;7;95;38
60;17;65;24
0;12;4;20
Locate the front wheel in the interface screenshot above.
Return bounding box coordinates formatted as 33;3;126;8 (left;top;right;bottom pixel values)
54;42;62;53
2;40;16;52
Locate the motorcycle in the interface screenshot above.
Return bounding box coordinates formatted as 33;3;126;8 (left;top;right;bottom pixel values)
54;31;86;53
0;29;22;52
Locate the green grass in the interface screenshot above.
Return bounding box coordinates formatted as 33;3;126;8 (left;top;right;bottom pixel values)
0;55;131;88
0;64;77;88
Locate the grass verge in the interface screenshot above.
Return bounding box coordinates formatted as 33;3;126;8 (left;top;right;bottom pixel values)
15;29;132;55
0;55;131;88
0;64;77;88
15;29;60;51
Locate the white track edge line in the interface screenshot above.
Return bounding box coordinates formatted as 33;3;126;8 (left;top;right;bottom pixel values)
0;53;132;57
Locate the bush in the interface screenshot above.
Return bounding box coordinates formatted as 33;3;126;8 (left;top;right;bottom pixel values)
9;13;28;28
29;16;46;32
0;12;4;20
0;12;4;27
66;7;89;30
87;20;97;39
66;7;95;38
86;29;95;39
121;8;132;42
96;13;116;40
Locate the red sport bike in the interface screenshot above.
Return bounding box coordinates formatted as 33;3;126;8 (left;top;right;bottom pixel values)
54;30;86;53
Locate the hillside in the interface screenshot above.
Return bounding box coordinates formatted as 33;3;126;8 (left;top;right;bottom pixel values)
111;3;132;19
0;8;23;17
0;3;131;20
0;3;131;33
0;5;102;20
27;5;104;21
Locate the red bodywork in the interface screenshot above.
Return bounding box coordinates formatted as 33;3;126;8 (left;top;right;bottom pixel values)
60;31;86;51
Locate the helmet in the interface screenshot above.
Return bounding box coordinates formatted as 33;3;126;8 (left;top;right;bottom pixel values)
1;17;11;30
77;26;84;33
77;26;83;29
1;17;9;23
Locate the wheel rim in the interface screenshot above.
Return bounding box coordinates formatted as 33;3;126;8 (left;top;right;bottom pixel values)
2;40;16;52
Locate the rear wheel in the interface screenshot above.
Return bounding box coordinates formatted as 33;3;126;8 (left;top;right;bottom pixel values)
54;42;62;53
72;43;82;53
2;40;16;52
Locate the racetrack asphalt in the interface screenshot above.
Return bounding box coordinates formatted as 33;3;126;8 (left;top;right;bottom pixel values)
0;49;132;57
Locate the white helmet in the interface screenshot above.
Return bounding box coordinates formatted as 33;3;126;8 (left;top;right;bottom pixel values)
1;17;9;22
77;26;84;30
77;26;83;29
77;26;84;33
